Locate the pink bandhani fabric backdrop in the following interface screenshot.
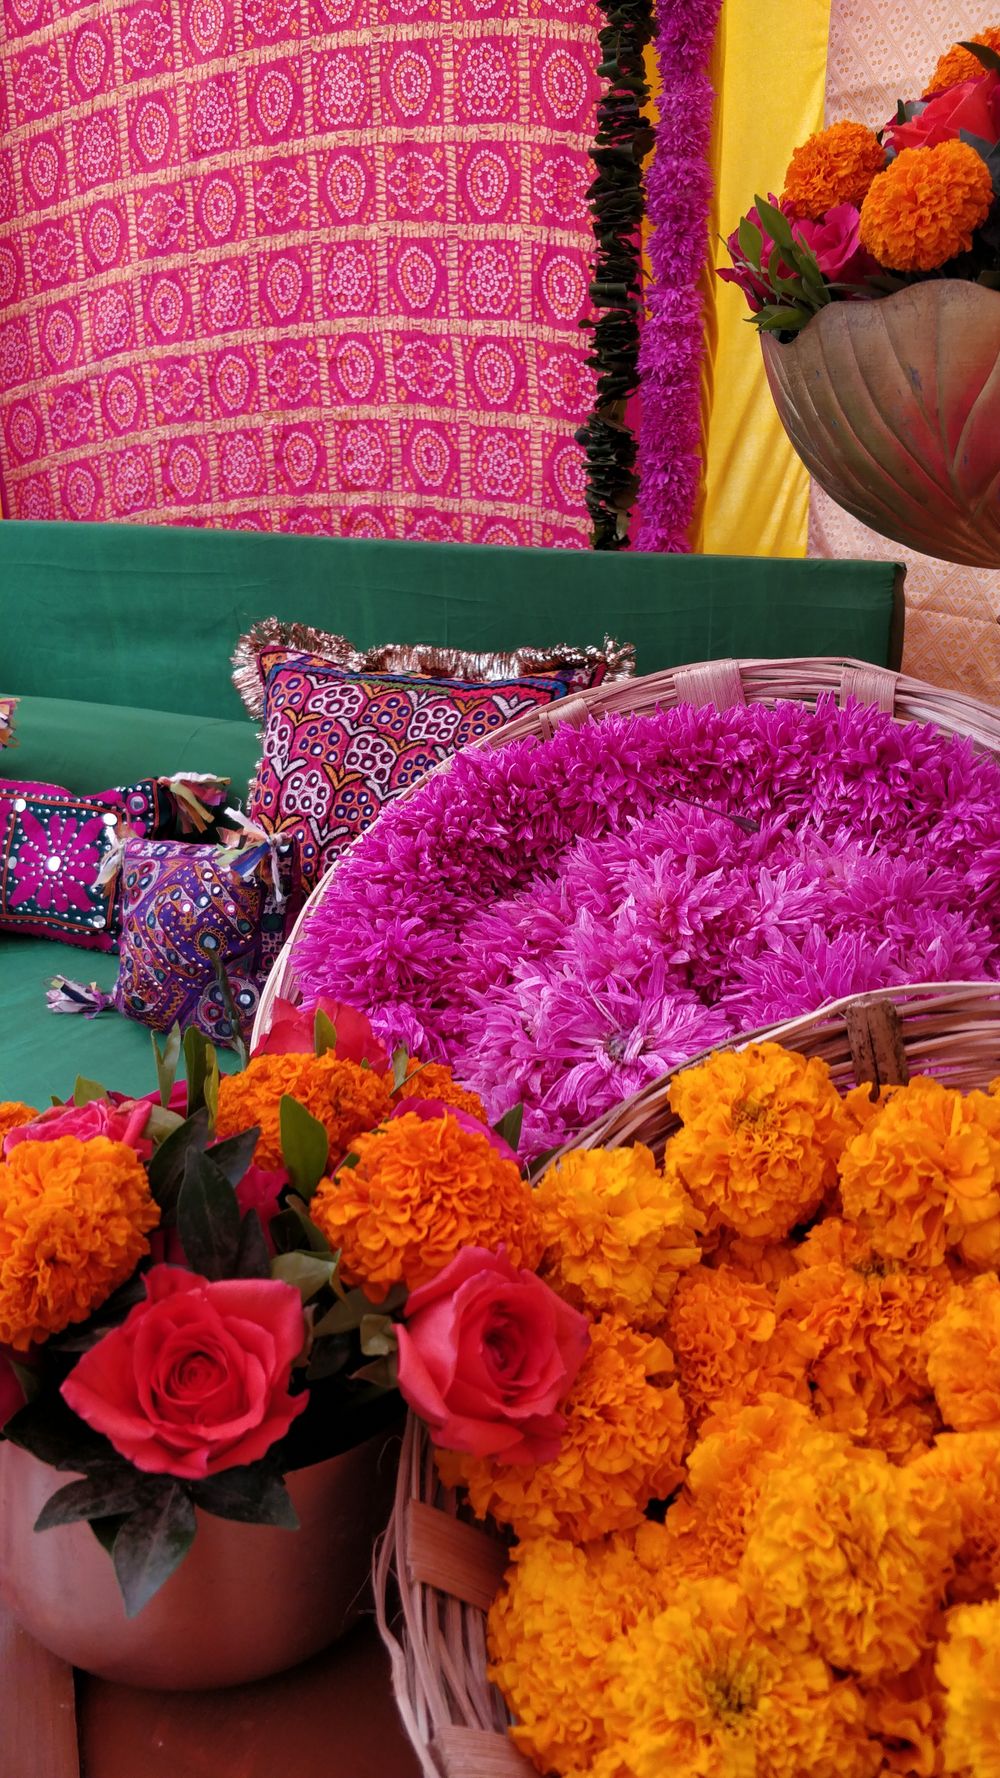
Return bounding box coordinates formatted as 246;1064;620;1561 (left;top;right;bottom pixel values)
0;0;598;540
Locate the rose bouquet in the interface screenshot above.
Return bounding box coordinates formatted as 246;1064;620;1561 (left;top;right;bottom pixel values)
721;31;1000;331
368;1038;1000;1778
0;1002;502;1617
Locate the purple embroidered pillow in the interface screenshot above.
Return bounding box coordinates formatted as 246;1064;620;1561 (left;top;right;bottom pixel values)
246;657;581;891
0;779;173;950
113;839;267;1046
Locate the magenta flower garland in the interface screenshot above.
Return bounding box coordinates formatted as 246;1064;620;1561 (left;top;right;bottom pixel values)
292;700;1000;1156
634;0;722;551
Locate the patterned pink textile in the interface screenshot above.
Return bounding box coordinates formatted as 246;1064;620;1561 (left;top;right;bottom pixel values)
0;0;599;541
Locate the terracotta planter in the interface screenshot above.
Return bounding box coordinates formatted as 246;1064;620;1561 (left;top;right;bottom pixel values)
0;1430;397;1689
760;281;1000;569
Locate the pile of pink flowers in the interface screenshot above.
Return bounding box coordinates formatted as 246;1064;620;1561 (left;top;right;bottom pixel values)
293;700;1000;1154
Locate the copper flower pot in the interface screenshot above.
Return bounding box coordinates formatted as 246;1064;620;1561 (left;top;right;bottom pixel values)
0;1431;397;1689
761;281;1000;569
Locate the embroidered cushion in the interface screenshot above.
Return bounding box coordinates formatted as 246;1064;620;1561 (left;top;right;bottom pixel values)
0;779;173;950
247;657;583;891
113;838;269;1047
0;699;16;749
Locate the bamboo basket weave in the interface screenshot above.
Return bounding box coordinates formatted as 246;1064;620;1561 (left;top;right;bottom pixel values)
373;982;1000;1778
251;654;1000;1039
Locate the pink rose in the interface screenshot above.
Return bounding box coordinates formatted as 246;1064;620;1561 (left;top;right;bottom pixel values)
791;204;880;288
389;1097;519;1165
61;1266;307;1478
396;1248;590;1464
718;196;790;312
3;1097;153;1159
886;75;1000;153
253;996;389;1072
234;1164;286;1253
0;1346;24;1431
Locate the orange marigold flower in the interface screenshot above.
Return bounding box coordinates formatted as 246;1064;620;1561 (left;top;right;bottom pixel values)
658;1395;822;1582
215;1051;392;1170
589;1578;877;1778
0;1136;159;1350
924;28;1000;96
396;1060;488;1123
926;1273;1000;1431
863;1651;944;1778
839;1076;1000;1270
936;1600;1000;1776
777;1218;954;1461
843;1080;901;1134
533;1144;703;1328
860;140;994;272
665;1263;813;1429
487;1524;674;1777
0;1103;37;1146
438;1314;687;1541
666;1043;849;1240
310;1111;538;1300
911;1432;1000;1605
782;119;886;219
707;1229;801;1286
740;1433;962;1681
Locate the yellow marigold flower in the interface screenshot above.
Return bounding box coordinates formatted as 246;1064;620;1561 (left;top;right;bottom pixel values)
863;1651;944;1778
487;1525;674;1777
839;1076;1000;1271
782;119;886;219
311;1111;538;1300
438;1315;687;1541
0;1102;37;1145
589;1578;877;1778
936;1600;1000;1776
0;1137;159;1350
924;28;1000;96
666;1043;849;1240
860;141;994;273
665;1263;813;1429
396;1060;488;1123
659;1395;823;1582
926;1274;1000;1431
911;1432;1000;1605
777;1217;954;1461
741;1434;961;1681
533;1145;703;1328
216;1050;392;1170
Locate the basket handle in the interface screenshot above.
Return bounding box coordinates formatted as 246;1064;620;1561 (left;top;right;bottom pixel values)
673;659;746;710
839;664;899;713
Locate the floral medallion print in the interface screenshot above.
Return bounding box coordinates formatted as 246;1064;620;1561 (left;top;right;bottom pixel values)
0;0;599;540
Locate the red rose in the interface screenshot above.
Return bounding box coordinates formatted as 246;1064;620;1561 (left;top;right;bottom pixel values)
885;76;1000;152
791;204;880;287
234;1163;286;1254
61;1266;306;1478
253;995;389;1072
3;1098;152;1160
718;196;791;312
396;1247;590;1464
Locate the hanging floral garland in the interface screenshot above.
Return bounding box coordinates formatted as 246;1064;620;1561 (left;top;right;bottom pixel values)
576;0;656;550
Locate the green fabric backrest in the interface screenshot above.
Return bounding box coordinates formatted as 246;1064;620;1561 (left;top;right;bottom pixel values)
1;522;904;719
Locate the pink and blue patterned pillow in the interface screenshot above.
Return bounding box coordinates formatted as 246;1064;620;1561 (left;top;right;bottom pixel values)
113;838;269;1046
0;779;173;950
246;654;587;891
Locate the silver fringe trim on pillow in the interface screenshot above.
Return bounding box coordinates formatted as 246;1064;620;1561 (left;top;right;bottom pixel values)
231;618;636;720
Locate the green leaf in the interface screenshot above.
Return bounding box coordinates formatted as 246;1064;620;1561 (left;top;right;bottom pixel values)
959;130;1000;194
112;1485;197;1618
493;1104;524;1152
736;215;763;273
756;305;812;332
959;38;1000;74
270;1250;336;1302
147;1108;210;1218
207;1128;260;1188
176;1148;242;1280
182;1027;219;1123
144;1104;185;1146
360;1314;398;1358
211;957;249;1070
9;1359;39;1404
279;1097;329;1200
4;1396;112;1473
351;1354;398;1390
313;1287;379;1337
313;1009;337;1057
233;1209;272;1279
391;1045;410;1091
189;1466;299;1529
72;1076;107;1108
754;195;797;257
35;1468;154;1531
89;1515;125;1557
978;269;1000;287
151;1026;182;1110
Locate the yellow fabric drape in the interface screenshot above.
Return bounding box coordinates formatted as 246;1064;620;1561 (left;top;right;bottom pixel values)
644;1;831;556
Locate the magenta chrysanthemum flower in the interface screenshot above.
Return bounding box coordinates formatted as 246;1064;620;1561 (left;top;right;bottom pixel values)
292;699;1000;1152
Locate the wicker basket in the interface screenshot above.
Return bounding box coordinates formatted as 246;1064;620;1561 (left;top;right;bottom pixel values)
252;653;1000;1041
373;981;1000;1778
